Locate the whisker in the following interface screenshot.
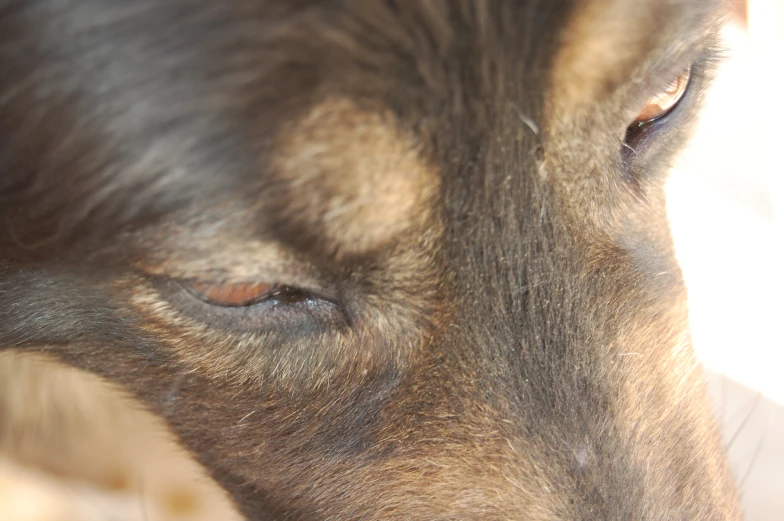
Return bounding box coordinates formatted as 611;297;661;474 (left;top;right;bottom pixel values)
726;390;762;451
737;406;771;492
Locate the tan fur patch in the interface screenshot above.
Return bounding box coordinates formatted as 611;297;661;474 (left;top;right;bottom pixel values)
551;0;667;114
549;0;719;118
273;98;438;256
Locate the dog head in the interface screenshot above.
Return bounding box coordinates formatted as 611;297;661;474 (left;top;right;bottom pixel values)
0;1;741;519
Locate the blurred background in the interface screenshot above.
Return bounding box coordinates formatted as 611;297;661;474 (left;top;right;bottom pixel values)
667;0;784;519
0;0;782;520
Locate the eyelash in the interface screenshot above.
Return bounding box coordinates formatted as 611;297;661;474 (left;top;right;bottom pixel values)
183;280;309;308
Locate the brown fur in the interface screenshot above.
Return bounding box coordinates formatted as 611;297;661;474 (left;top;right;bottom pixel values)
0;1;741;520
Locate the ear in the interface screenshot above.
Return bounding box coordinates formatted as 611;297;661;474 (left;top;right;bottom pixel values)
550;0;722;114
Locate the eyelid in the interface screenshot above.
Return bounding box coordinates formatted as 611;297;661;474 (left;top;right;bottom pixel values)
621;38;720;121
133;236;333;294
184;280;281;307
176;276;343;309
141;263;340;301
149;275;349;334
634;66;691;123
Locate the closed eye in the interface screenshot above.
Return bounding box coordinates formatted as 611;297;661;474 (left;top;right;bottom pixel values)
183;280;308;307
151;277;348;334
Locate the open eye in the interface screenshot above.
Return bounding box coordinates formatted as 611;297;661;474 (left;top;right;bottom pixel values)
184;280;307;307
634;67;692;124
623;66;693;155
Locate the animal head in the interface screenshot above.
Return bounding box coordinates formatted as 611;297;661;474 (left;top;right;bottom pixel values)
0;1;741;519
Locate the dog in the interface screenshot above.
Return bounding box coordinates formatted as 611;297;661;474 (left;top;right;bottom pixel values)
0;1;743;519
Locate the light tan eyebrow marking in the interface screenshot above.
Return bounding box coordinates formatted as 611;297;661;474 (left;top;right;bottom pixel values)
272;98;438;257
549;0;717;118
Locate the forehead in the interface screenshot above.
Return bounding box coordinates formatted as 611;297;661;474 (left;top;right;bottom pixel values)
0;0;719;255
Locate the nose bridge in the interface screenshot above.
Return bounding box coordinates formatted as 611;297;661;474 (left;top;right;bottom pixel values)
438;182;591;450
431;135;638;488
442;140;593;388
420;99;655;516
419;294;635;521
426;191;734;521
424;302;639;521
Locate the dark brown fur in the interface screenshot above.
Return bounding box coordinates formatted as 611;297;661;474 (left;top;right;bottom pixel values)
0;1;741;519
